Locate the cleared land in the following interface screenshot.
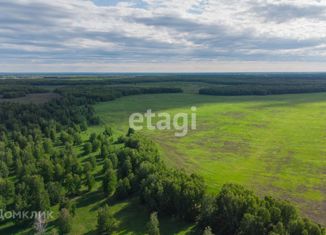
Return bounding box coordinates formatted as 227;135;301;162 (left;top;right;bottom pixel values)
94;93;326;225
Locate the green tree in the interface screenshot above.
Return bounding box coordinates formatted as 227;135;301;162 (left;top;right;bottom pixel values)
86;172;96;192
58;208;72;234
14;194;27;213
0;161;9;178
89;133;97;143
27;176;50;212
54;163;65;182
121;158;132;177
90;155;97;169
0;196;6;211
65;173;82;196
213;184;259;234
147;212;160;235
109;154;118;169
92;139;101;152
238;213;265;235
100;145;109;159
115;178;131;199
73;132;82;145
97;204;117;235
59;198;76;216
102;159;113;173
270;222;286;235
84;142;92;155
3;149;13;166
60;131;73;145
103;126;113;137
127;128;135;137
50;128;56;142
198;196;215;228
83;161;93;173
203;226;214;235
43;138;54;154
47;182;65;205
80;120;88;131
102;169;117;197
38;159;54;183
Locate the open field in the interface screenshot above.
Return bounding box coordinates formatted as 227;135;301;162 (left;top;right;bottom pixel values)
94;93;326;225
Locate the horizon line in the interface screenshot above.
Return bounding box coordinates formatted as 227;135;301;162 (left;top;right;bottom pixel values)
2;71;326;74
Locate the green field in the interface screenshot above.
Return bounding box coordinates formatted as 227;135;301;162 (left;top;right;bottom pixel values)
94;92;326;225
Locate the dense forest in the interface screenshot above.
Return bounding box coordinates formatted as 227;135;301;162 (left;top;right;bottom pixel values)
0;77;325;234
56;86;182;102
3;73;326;97
0;86;47;98
198;84;326;96
4;73;326;87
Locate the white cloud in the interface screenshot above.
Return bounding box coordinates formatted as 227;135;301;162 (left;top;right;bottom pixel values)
0;0;326;72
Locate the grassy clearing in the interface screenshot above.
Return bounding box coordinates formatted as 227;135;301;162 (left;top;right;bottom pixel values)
94;93;326;225
1;193;192;235
70;194;193;235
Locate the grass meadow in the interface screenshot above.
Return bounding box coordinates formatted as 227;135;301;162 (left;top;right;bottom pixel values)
93;93;326;225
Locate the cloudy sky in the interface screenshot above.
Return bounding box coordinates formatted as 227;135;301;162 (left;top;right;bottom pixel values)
1;0;326;72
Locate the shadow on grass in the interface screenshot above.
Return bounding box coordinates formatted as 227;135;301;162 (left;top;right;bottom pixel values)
94;170;105;182
84;229;97;235
76;190;106;211
0;222;32;235
0;219;59;235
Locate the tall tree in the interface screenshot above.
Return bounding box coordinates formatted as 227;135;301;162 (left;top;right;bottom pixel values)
102;169;117;197
147;212;160;235
58;208;72;234
27;176;50;212
97;204;117;235
203;226;214;235
0;161;9;178
86;172;95;192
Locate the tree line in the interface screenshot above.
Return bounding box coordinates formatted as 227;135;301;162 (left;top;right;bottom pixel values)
199;84;326;96
4;74;326;97
0;86;47;99
108;132;324;235
55;86;182;103
15;73;326;88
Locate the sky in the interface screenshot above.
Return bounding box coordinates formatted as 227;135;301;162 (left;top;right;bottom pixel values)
1;0;326;72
